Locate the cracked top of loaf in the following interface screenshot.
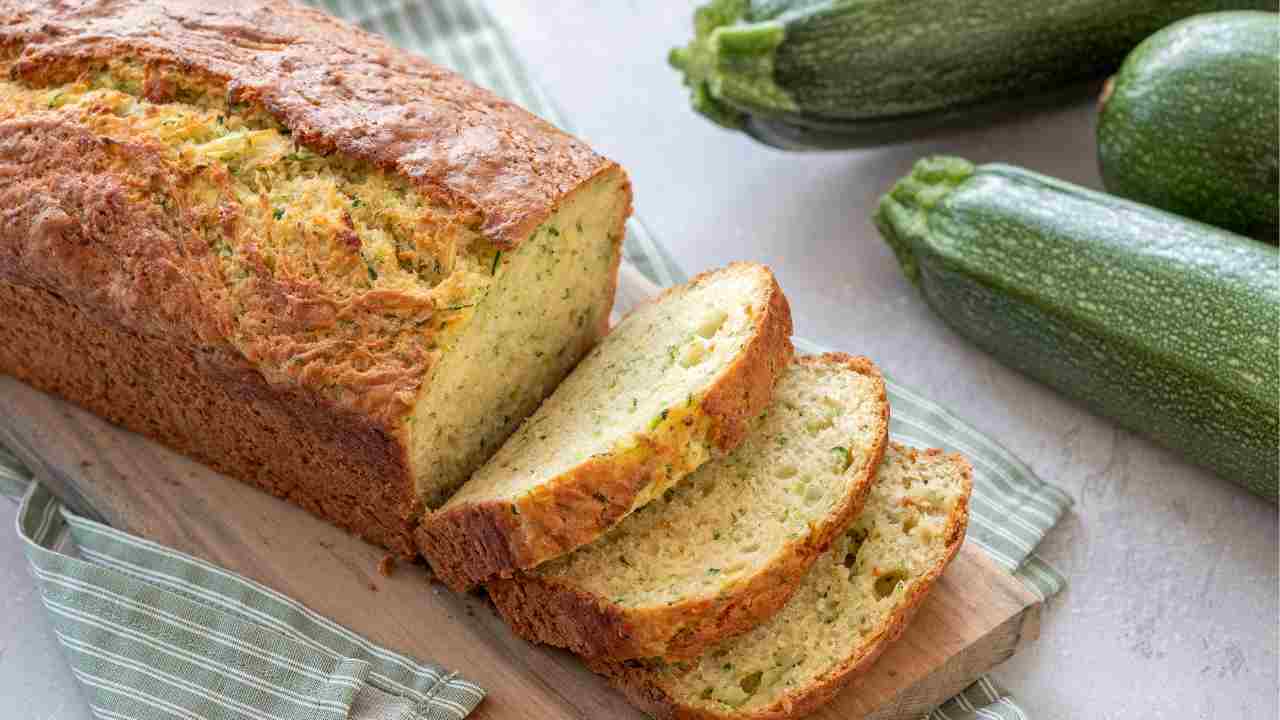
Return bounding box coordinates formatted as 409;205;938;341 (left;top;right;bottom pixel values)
1;0;614;247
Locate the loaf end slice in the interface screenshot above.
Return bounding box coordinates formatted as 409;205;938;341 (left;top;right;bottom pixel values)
602;443;972;720
488;353;890;660
419;263;794;591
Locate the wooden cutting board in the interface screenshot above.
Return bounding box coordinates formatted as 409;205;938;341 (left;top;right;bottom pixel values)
0;266;1041;719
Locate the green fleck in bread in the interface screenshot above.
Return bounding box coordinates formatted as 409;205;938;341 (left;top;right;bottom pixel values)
488;353;889;661
420;263;794;591
602;443;971;720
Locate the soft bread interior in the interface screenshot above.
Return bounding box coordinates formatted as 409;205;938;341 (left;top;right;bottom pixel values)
655;444;968;713
535;356;885;611
410;172;628;508
443;264;772;508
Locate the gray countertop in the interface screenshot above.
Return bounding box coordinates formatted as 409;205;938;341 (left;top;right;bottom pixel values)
2;2;1276;718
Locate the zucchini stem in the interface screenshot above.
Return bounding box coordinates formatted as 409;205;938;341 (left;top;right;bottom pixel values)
670;0;798;129
873;157;976;285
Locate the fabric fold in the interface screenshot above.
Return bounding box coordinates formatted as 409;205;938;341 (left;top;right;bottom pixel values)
8;456;483;720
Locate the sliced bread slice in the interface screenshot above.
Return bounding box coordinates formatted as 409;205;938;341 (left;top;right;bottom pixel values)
602;443;972;720
419;263;794;591
488;353;890;661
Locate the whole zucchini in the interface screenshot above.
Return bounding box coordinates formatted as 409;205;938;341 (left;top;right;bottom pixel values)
1098;12;1280;243
670;0;1280;149
875;157;1279;500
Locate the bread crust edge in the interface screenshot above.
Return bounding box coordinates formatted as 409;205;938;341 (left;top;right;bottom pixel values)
419;263;795;592
600;446;974;720
487;353;890;661
0;282;425;556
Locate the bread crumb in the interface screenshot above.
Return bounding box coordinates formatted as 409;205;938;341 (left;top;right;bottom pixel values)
378;554;396;577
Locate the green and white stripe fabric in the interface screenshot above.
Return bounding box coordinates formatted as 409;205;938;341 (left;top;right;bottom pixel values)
0;1;1070;718
931;677;1036;720
3;447;484;720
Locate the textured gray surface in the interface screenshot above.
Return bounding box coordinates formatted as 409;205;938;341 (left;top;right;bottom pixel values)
2;2;1277;719
1;498;89;716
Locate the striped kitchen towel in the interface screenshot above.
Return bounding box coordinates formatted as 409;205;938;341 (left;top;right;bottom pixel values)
2;445;484;720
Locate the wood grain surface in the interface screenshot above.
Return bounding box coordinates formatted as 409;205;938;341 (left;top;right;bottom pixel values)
0;374;1040;719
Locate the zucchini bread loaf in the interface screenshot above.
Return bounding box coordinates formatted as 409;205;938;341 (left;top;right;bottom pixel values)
0;0;631;557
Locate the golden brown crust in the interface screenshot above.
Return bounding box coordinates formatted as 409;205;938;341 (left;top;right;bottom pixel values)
681;263;795;452
0;281;422;556
0;0;614;248
741;448;972;720
0;104;428;543
601;446;974;720
419;264;795;592
420;446;673;590
486;353;890;661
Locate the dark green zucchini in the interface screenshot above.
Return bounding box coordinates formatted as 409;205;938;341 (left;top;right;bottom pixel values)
670;0;1280;149
1098;12;1280;243
876;157;1279;500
